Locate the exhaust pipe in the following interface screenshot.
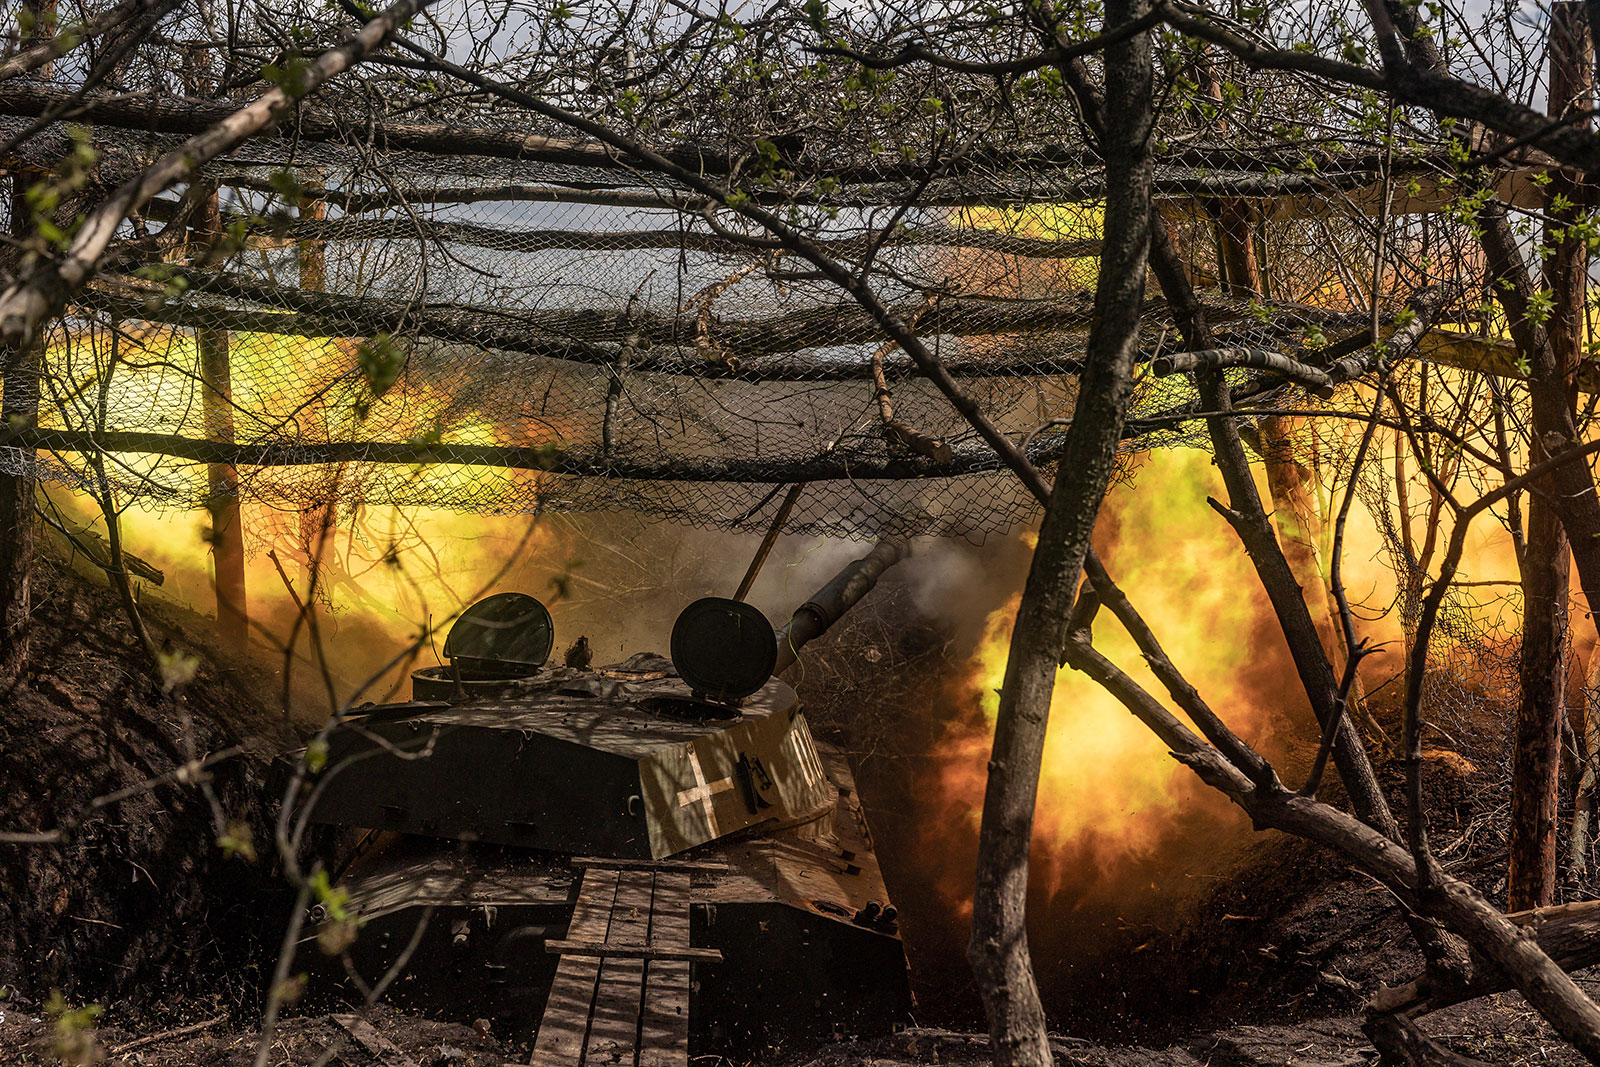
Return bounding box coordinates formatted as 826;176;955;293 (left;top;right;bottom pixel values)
773;539;908;674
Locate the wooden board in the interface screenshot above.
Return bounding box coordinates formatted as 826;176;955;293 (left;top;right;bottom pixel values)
584;956;647;1065
573;856;730;873
529;868;620;1066
544;940;721;962
530;865;701;1067
638;872;692;1067
581;870;654;1065
568;867;622;940
529;955;604;1067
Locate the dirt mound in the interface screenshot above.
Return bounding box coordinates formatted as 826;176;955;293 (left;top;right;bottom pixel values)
0;547;299;1026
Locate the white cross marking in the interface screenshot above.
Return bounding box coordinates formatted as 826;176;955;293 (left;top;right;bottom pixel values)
676;747;734;836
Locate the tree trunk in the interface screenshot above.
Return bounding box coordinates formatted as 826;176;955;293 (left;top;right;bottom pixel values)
1509;0;1590;911
0;0;51;679
1568;651;1600;887
1512;498;1572;909
0;175;37;680
1216;195;1379;743
969;5;1153;1064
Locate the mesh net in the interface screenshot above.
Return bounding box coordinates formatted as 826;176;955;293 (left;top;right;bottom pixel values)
2;120;1417;540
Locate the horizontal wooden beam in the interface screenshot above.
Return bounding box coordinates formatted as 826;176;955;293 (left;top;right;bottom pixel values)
1270;167;1546;221
0;83;1467;203
7;426;1030;481
84;272;1363;371
202;212;1107;261
1413;330;1600;393
572;856;730;872
544;940;723;963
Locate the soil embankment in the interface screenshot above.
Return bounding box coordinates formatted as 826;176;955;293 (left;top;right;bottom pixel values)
0;547;297;1029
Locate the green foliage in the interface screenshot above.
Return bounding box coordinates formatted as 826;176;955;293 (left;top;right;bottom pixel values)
260;59;312;96
355;332;404;417
45;991;102;1066
1524;287;1556;326
310;868;356;921
268;169;304;202
132;263;190;312
157;647;199;693
217;820;257;862
310;868;363;955
25;126;99;252
754;138;783;173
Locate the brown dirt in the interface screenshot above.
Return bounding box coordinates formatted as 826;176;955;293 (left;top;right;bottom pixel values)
0;544;300;1030
0;1001;508;1066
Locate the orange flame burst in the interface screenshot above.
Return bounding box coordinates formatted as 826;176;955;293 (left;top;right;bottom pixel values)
928;448;1302;914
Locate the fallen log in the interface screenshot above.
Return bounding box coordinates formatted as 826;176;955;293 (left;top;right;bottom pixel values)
1371;898;1600;1016
1362;1014;1496;1067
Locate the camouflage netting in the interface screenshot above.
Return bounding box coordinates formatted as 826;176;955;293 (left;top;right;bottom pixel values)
0;0;1506;541
1;117;1429;540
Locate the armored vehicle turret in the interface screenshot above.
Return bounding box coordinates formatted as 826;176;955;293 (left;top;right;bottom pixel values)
299;542;913;1064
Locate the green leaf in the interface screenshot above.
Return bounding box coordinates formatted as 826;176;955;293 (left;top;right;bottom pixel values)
217;820;258;862
157;647;199;693
46;990;102;1067
356;332;404;411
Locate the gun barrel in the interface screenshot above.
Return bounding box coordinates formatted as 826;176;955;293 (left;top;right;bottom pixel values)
774;539;907;674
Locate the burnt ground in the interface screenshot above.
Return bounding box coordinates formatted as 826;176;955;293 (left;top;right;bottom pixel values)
0;550;1595;1066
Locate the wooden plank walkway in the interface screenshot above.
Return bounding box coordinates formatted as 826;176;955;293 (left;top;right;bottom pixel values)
525;860;718;1067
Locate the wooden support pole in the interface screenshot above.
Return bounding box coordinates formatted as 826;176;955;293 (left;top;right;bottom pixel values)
297;171;327;292
295;171;338;588
196;189;248;654
732;483;804;602
1215;197;1261;298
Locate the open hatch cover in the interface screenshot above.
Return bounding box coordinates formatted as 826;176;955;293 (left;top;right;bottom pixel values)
669;597;776;702
442;592;555;677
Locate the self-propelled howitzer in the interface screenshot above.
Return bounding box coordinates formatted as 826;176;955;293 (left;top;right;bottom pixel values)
297;541;912;1064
